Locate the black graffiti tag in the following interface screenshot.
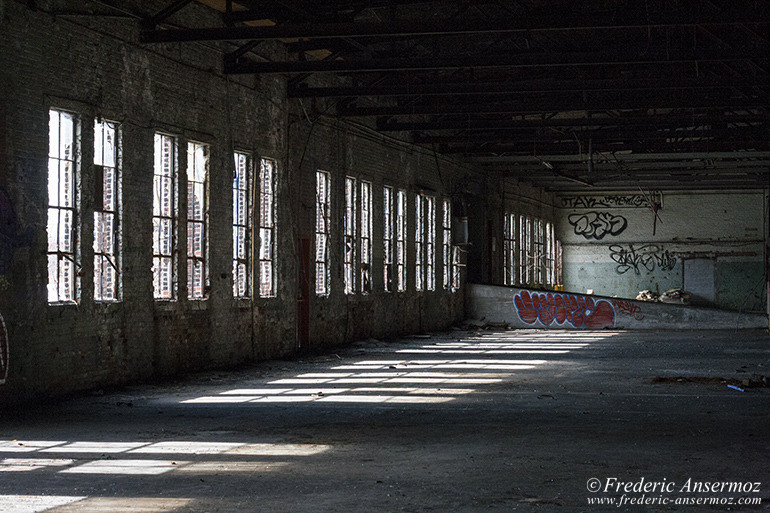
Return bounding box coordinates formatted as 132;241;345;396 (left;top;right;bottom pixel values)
568;211;627;240
609;244;677;275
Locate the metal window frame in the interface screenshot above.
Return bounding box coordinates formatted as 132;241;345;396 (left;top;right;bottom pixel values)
93;119;121;302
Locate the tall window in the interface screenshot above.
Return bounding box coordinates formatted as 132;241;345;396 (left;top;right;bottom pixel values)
452;246;461;290
232;151;251;299
344;177;357;295
544;223;554;286
518;216;530;285
187;142;209;299
555;239;563;286
47;109;79;303
533;218;544;285
315;170;330;296
503;213;516;286
383;186;394;292
442;199;452;289
396;190;407;292
426;196;436;291
94;120;120;301
259;158;277;297
360;180;372;294
153;133;177;299
414;194;424;291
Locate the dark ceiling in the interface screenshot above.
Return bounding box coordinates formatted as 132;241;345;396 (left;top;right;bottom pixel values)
140;0;770;192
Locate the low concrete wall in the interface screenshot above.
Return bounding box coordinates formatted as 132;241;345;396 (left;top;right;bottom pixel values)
467;284;767;330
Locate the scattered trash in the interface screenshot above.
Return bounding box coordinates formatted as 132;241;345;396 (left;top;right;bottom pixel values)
727;385;745;392
659;288;692;305
636;290;659;302
537;394;555;400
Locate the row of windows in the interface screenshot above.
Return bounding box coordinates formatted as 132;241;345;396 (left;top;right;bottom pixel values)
503;213;562;288
315;171;461;297
47;109;277;304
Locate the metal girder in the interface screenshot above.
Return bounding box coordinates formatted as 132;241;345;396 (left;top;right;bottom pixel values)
469;152;770;163
439;140;770;154
223;48;768;75
376;113;769;132
143;0;193;29
339;95;768;117
288;77;770;98
140;7;769;43
413;126;768;144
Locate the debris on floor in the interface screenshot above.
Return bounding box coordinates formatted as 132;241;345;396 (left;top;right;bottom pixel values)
636;290;659;301
651;375;769;389
659;288;693;304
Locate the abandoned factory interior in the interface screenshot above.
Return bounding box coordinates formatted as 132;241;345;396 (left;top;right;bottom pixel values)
0;0;768;511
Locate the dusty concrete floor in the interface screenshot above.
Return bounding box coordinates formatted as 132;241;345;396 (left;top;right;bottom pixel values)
0;329;769;512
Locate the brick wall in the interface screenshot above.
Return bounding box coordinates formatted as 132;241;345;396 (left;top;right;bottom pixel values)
0;0;523;402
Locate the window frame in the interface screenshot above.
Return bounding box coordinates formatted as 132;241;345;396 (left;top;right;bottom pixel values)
152;132;178;301
315;170;331;296
93;118;121;302
232;150;252;299
383;186;394;292
258;157;277;298
359;180;372;294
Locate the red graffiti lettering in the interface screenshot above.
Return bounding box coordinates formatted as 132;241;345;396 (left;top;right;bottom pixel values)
610;299;645;321
514;290;615;329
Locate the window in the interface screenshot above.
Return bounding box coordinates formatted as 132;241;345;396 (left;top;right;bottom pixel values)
503;213;516;286
442;199;452;289
259;158;277;297
545;221;553;287
555;239;563;286
187;142;209;299
152;133;177;300
232;151;251;299
518;215;530;285
533;218;544;285
452;245;461;290
360;180;372;294
383;186;394;292
93;119;120;301
426;196;436;291
396;190;407;292
315;170;330;296
344;176;356;295
414;194;424;291
47;109;79;303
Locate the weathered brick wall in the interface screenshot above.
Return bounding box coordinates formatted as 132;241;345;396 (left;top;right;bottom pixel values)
0;0;499;402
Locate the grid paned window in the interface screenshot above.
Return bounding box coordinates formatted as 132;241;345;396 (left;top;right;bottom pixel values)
315;171;330;296
93;120;120;301
153;133;177;299
383;186;394;292
518;216;530;285
534;218;544;285
344;177;357;295
555;239;563;286
452;246;461;290
396;190;407;292
232;152;251;299
426;196;436;291
545;222;554;286
187;142;209;299
442;199;452;289
360;180;372;294
47;109;79;303
259;158;277;297
503;213;516;286
414;194;424;292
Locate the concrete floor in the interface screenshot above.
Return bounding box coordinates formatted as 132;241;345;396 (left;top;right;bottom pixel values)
1;329;768;512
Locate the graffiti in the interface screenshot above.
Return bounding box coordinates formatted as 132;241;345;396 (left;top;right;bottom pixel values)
0;312;7;384
610;299;645;321
559;193;662;209
0;188;33;274
514;290;615;328
568;211;627;240
609;244;677;275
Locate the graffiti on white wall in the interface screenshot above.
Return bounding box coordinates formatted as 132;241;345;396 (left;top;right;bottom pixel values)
609;244;677;275
568;211;627;240
559;193;662;209
514;290;616;328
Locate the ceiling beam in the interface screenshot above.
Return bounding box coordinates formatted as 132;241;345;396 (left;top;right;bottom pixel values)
376;113;769;132
141;7;769;43
224;48;768;74
438;140;770;154
339;96;768;117
289;77;770;98
469;152;770;163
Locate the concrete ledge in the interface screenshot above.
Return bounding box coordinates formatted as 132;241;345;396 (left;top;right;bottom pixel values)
467;284;768;330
